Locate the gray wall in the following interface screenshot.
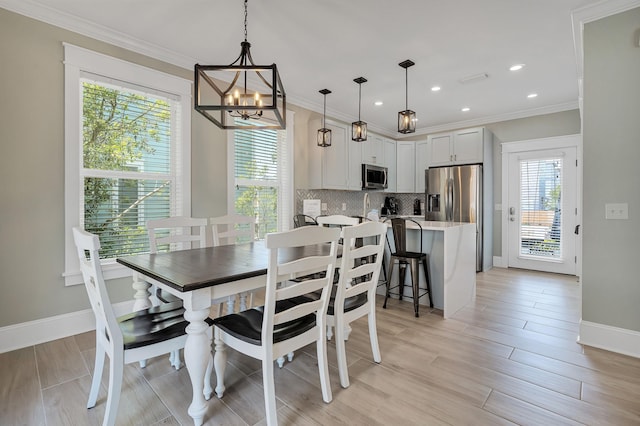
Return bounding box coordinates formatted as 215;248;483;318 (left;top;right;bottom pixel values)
582;7;640;332
0;9;228;327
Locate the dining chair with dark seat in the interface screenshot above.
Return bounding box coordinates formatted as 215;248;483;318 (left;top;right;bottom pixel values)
212;225;340;426
293;214;318;228
383;217;433;317
328;221;386;387
72;227;213;426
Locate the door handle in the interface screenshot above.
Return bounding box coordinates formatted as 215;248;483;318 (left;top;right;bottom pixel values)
575;225;580;235
509;207;515;215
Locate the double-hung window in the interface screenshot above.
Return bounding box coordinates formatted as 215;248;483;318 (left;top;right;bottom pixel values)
63;44;191;285
228;111;294;238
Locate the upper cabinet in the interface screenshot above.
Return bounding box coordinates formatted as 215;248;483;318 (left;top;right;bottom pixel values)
428;127;491;167
396;141;416;193
383;138;396;192
362;134;384;165
414;140;428;193
307;119;361;190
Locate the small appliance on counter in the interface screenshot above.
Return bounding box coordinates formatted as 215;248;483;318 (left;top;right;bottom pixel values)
382;196;399;216
413;198;422;215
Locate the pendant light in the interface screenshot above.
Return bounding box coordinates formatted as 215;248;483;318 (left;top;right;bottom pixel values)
351;77;368;142
398;59;416;134
317;89;332;147
194;0;286;130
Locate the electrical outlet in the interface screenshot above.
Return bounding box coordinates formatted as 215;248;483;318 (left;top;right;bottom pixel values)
321;203;327;211
342;203;347;211
605;203;628;220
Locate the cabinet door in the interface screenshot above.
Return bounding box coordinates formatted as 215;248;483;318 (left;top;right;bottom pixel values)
453;128;483;164
348;136;362;190
322;123;349;190
362;134;384;165
383;139;396;192
396;141;415;193
414;140;428;193
429;133;453;166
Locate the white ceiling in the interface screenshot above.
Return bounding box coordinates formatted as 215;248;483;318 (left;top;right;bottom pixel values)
4;0;603;137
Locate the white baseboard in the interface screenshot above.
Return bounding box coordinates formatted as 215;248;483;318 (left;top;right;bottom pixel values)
492;256;508;268
578;320;640;359
0;300;135;354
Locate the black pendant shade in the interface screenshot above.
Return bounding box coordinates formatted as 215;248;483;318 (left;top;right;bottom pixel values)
352;77;367;142
398;59;416;134
194;0;286;130
317;89;332;147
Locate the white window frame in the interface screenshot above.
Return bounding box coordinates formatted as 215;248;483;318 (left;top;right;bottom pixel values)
227;110;295;234
63;44;191;286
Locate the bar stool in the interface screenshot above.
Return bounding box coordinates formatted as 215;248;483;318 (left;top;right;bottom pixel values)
383;218;433;317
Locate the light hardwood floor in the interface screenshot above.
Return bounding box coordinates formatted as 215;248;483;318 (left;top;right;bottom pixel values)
2;268;639;425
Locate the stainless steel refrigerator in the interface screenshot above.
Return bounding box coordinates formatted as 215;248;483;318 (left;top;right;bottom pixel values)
425;164;483;271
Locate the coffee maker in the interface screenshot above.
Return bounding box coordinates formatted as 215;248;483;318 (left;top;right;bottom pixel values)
382;196;398;216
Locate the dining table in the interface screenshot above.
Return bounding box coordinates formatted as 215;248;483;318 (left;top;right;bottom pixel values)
116;241;335;426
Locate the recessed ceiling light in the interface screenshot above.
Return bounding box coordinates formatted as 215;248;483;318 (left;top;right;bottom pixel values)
374;101;383;106
461;107;470;112
527;93;538;98
431;86;441;92
510;64;525;71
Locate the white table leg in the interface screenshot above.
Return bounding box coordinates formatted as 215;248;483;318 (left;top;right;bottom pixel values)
213;328;227;398
131;271;152;311
184;306;211;426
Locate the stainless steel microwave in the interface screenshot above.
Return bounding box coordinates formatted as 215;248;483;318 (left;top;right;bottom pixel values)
362;163;388;190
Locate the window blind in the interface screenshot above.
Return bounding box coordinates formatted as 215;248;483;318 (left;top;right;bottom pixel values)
80;78;180;259
519;157;563;259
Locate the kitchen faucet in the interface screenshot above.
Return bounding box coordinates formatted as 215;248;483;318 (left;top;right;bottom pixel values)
363;192;370;218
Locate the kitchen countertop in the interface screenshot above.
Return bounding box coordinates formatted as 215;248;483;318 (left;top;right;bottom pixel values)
380;216;472;231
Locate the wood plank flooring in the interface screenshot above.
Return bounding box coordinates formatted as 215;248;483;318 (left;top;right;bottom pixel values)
1;268;639;425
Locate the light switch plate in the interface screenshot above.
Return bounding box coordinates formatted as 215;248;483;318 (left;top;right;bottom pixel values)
605;203;628;220
342;203;347;211
321;203;327;211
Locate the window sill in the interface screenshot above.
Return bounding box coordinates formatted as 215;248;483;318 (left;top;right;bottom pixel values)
64;261;133;286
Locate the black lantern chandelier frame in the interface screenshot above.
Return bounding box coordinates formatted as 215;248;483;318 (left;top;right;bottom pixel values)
194;0;286;130
398;59;416;134
351;77;368;142
317;89;332;147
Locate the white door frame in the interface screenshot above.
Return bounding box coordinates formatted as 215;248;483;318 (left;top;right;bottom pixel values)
500;134;583;278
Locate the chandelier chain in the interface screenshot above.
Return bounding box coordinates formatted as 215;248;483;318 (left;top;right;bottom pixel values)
244;0;248;42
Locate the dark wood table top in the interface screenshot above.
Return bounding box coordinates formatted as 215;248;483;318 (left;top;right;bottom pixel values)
116;241;335;293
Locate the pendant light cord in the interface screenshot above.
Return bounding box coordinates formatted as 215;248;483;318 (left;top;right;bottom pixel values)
358;83;362;120
405;67;409;111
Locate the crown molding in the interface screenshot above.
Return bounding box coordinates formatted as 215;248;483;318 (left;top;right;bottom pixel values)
0;0;197;69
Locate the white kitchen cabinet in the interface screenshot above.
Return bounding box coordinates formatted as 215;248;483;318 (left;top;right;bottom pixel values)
348;134;362;190
428;127;490;167
396;141;416;193
362;134;384;165
414;139;428;193
383;138;396;192
307;119;362;190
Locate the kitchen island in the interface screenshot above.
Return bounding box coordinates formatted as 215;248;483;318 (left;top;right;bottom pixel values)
380;219;476;319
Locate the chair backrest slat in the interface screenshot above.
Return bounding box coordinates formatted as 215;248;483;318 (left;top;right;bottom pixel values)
210;214;257;246
72;227;124;350
335;221;387;312
316;215;360;227
262;226;340;340
147;216;208;253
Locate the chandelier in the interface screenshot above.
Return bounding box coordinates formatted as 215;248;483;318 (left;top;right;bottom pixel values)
194;0;286;130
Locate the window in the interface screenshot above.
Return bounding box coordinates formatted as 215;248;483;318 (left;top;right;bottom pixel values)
228;111;294;238
64;44;191;285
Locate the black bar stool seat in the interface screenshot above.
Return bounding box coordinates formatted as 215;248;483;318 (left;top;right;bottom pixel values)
383;218;433;317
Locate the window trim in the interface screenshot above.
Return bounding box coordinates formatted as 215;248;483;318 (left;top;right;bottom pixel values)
227;110;295;234
63;43;192;286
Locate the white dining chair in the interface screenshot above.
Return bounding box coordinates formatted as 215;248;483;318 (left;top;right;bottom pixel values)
316;214;360;228
72;227;213;426
212;226;341;426
329;221;386;388
147;216;208;303
210;214;258;313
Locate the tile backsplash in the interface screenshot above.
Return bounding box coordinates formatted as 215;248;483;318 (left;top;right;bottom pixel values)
296;189;425;218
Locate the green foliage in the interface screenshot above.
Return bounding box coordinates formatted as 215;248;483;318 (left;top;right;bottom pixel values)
82;83;171;257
